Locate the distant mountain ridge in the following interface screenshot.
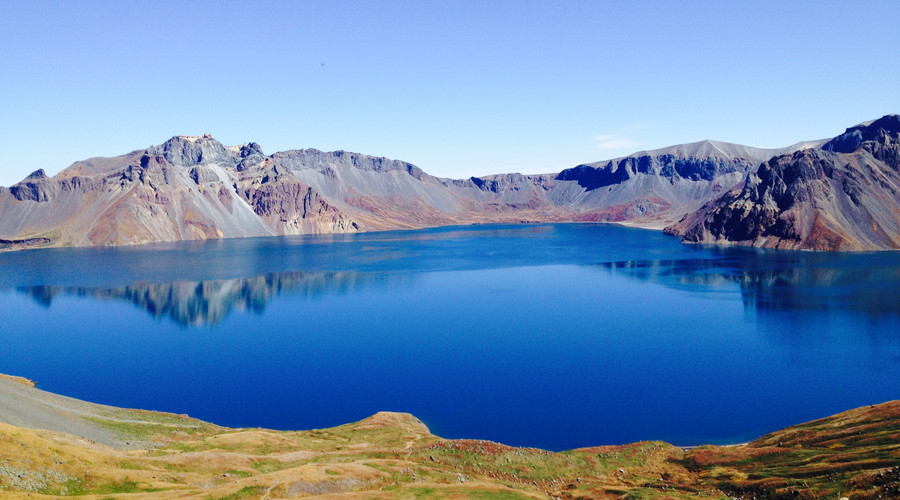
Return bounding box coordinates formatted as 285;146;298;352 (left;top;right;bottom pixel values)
665;115;900;251
1;118;894;251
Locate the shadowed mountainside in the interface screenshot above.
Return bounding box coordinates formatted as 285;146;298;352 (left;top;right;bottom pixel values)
0;374;897;499
665;115;900;251
552;140;820;226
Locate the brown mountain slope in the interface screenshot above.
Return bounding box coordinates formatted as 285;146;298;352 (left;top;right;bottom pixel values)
665;115;900;251
0;374;897;499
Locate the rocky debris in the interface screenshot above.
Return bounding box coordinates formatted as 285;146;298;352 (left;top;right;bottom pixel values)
0;237;50;250
0;464;74;492
285;478;363;495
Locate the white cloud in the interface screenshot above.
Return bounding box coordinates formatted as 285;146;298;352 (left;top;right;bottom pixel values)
593;134;641;150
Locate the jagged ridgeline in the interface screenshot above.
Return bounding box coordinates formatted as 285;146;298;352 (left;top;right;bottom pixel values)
2;115;898;251
665;115;900;251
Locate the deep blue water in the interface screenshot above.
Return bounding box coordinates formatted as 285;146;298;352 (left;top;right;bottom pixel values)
1;223;899;451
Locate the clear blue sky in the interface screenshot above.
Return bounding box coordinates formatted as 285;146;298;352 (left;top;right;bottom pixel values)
1;0;898;186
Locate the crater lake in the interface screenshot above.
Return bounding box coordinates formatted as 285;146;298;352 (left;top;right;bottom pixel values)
1;223;898;451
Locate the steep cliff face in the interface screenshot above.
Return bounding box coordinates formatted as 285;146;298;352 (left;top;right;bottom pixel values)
0;136;360;247
275;149;467;229
235;163;359;235
665;115;900;251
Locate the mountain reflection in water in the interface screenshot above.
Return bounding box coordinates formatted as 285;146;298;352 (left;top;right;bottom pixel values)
15;271;398;327
598;251;900;319
11;243;900;327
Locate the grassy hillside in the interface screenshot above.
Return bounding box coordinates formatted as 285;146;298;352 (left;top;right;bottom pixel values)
0;374;897;499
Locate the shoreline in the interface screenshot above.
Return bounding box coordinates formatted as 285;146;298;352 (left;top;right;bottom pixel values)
1;372;897;499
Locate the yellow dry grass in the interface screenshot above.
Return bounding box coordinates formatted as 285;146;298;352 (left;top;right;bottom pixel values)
1;379;897;499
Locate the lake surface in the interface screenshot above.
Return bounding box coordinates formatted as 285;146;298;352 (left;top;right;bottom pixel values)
1;223;899;451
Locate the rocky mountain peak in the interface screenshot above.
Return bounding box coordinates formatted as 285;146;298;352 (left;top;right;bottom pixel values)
239;142;264;158
146;134;233;168
823;114;900;154
235;142;266;171
24;169;48;181
9;169;55;202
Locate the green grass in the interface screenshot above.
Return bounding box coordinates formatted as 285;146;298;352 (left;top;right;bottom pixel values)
37;478;86;496
404;486;535;499
224;469;253;478
624;488;726;499
87;418;169;440
118;460;147;470
95;479;140;494
363;462;393;473
217;486;266;499
250;459;281;473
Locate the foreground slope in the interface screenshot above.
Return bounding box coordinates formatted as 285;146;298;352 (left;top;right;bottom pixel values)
665;115;900;251
1;374;897;499
0;131;824;249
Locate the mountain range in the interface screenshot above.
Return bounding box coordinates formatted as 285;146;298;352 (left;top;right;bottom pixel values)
2;115;898;251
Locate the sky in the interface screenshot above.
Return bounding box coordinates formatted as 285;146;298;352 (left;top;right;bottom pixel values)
1;0;898;187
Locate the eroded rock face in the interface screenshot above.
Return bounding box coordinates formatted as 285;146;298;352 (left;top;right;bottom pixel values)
146;134;235;168
236;166;359;234
0;136;361;247
665;115;900;251
9;170;57;202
